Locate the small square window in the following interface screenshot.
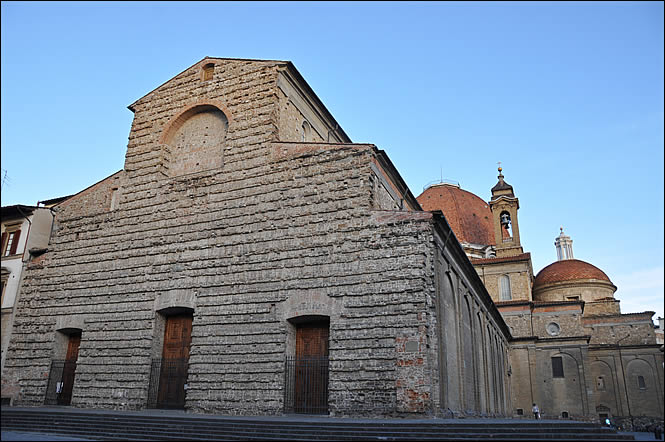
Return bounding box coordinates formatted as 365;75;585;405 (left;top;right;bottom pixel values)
202;63;214;81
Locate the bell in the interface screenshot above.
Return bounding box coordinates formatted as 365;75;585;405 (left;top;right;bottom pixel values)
500;213;511;226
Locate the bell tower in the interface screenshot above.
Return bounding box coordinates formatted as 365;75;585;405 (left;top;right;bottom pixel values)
489;167;523;258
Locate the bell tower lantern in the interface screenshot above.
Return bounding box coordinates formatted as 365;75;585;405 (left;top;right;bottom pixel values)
489;167;523;258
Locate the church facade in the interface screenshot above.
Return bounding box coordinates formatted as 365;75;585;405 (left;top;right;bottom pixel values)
418;172;664;425
1;57;511;417
2;57;661;424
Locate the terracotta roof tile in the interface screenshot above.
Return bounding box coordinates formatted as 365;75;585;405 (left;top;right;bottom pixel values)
533;259;612;288
417;184;494;246
472;252;531;265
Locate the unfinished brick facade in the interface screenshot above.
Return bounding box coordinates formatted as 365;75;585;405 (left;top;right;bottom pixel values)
1;58;510;418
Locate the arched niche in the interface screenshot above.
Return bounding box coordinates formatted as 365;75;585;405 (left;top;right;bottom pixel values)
161;104;229;177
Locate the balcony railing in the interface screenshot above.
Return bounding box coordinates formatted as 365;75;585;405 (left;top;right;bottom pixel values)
284;356;329;414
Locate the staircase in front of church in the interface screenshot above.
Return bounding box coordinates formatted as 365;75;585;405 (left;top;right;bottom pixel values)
1;407;635;441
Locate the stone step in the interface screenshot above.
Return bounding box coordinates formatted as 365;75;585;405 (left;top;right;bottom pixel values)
1;408;634;441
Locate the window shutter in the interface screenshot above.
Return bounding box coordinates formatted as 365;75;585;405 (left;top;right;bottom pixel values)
0;232;6;254
9;229;21;255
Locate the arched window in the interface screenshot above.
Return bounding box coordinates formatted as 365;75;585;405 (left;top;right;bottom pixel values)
302;120;312;142
500;211;512;239
499;275;512;301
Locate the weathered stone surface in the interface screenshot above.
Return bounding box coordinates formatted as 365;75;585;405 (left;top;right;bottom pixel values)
2;58;511;418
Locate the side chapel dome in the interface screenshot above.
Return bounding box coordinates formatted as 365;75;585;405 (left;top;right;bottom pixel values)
533;259;612;288
417;183;495;246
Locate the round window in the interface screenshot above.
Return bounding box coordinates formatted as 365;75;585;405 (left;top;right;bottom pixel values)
546;322;561;336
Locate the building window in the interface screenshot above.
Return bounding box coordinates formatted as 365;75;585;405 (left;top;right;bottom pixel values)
561;411;569;419
516;408;524;416
202;63;214;81
110;188;119;211
546;322;561;336
0;269;8;307
552;356;564;378
637;375;646;390
1;227;22;257
499;274;512;301
500;211;512;239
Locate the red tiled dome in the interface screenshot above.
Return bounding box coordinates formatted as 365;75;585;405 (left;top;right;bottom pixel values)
533;259;612;288
417;184;495;246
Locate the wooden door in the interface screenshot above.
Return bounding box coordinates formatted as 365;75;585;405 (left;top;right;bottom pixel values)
58;332;81;405
157;314;192;409
294;320;329;413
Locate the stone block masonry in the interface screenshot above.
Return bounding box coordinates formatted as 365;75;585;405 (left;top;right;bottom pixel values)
2;57;511;418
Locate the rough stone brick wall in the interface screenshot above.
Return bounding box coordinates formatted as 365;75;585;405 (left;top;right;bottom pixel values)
532;305;586;339
54;172;122;222
4;140;435;414
499;307;533;337
371;171;402;210
2;57;514;419
585;314;658;345
277;88;324;142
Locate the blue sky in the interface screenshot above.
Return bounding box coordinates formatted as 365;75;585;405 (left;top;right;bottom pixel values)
1;1;663;320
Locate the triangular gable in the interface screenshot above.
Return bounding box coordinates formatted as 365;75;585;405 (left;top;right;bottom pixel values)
127;57;288;112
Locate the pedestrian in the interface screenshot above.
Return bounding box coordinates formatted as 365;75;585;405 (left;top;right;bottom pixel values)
532;403;540;420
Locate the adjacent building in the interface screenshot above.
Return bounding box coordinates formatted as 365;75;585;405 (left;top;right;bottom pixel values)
418;172;664;425
1;204;59;377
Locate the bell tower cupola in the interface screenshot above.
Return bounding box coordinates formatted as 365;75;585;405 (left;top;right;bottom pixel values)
489;166;523;257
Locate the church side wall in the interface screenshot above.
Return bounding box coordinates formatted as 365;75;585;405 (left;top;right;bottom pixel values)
430;227;511;417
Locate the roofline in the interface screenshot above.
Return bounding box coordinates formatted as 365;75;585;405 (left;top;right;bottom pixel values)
281;62;352;143
1;204;39;221
1;204;39;211
128;56;290;112
53;170;123;208
37;195;75;207
374;148;421;211
430;210;513;341
472;252;532;265
0;204;41;218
